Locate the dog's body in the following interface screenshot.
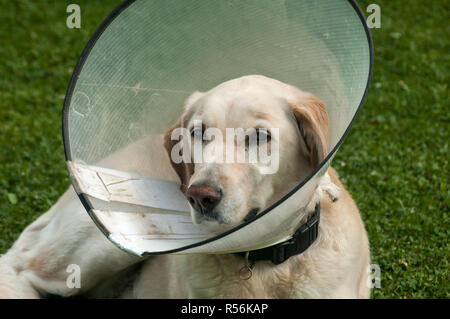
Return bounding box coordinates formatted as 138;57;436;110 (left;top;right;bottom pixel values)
0;75;370;298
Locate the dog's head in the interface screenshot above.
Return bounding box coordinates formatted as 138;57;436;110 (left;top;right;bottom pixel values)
164;75;329;232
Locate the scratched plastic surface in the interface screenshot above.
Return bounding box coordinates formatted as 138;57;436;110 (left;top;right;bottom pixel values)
65;0;371;255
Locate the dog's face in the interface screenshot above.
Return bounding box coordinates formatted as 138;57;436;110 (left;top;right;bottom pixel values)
164;75;329;233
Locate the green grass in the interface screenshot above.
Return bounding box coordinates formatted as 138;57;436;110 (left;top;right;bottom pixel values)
0;0;448;298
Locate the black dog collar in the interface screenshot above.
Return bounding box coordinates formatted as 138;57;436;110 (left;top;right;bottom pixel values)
236;203;320;265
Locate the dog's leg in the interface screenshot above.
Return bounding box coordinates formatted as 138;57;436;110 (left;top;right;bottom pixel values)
0;187;142;298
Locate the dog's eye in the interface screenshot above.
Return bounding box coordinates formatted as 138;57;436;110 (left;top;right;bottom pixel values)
190;124;205;139
246;128;271;148
256;128;271;145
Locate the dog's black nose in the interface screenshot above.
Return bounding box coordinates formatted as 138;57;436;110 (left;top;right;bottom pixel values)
186;184;222;216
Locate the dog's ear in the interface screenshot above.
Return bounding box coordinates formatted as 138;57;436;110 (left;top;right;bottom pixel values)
163;91;204;193
163;120;193;193
290;93;330;168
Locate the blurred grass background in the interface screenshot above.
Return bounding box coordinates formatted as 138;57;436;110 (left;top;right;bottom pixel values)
0;0;448;298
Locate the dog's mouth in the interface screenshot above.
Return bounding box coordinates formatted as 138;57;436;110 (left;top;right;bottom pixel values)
243;208;260;223
192;207;260;226
203;211;226;224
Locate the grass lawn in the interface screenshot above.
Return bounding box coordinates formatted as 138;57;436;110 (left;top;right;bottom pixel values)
0;0;448;298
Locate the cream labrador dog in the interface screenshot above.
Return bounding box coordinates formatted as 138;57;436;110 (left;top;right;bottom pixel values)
0;75;370;298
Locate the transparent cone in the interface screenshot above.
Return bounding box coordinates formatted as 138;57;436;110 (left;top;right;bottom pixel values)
63;0;372;256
